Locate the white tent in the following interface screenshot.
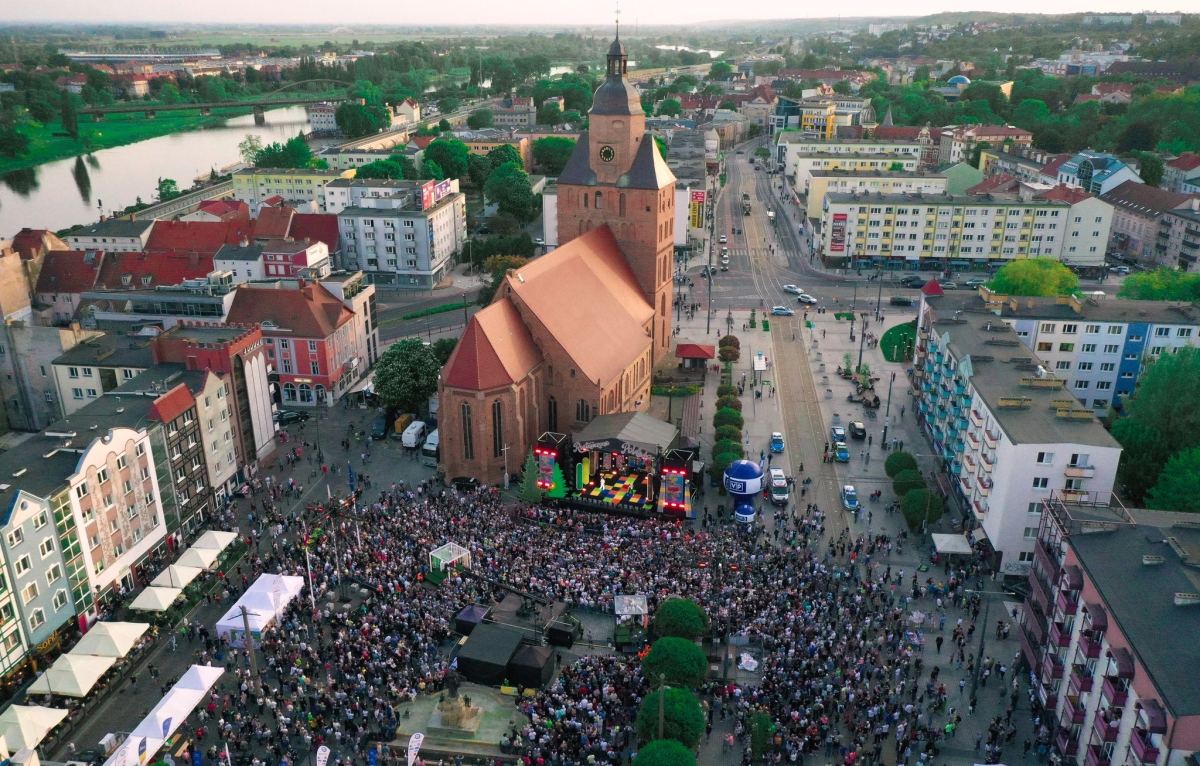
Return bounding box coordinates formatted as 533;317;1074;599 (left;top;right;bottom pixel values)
70;622;150;659
0;705;68;750
215;574;304;646
191;530;237;551
151;565;202;589
175;547;220;569
245;574;305;599
171;664;224;692
101;666;223;766
28;654;115;697
932;533;974;556
129;587;182;612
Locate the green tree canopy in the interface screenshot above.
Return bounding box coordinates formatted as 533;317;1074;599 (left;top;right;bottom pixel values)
533;136;576;174
1113;346;1200;503
354;160;405;180
987;258;1079;297
422;159;446;181
467;109;494;129
631;740;696;766
892;469;927;497
708;62;733;80
255;134;316;169
487;143;523;170
1145;446;1200;512
467;153;494;187
641;637;709;688
1129;150;1164;187
423;139;471;180
238;134;263;166
373;338;441;414
901;489;944;530
657;99;682;117
1118;268;1200;301
713;408;743;430
431;337;459;366
484;162;537;221
636;688;705;747
884;451;919;478
335;101;390;138
652;598;709;639
156;177;180;201
832;80;853;95
60;90;78;139
436;97;461;114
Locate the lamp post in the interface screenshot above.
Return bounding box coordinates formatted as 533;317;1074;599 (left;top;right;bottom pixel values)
883;371;895;442
875;266;885;318
857;312;868;370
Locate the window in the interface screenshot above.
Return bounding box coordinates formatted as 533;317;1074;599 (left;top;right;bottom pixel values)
38;538;53;558
491;400;504;459
1040;324;1056;333
52;590;68;611
1070;454;1089;467
1023;527;1039;540
1077;362;1093;371
1100;362;1115;372
32;512;47;531
20;582;37;604
68;367;79;379
1036;342;1052;352
1028;502;1041;514
1151;346;1166;355
1074;380;1090;389
72;388;83;400
28;609;44;630
1155;327;1171;337
460;403;473;461
311;361;320;375
3;632;18;652
6;529;23;547
547;396;557;432
1092;399;1109;409
1179;328;1193;338
96;468;109;485
1081;344;1096;353
1062;324;1078;334
1085;325;1100;334
1032;477;1049;489
13;556;30;576
576;399;591;423
1055;361;1071;370
1036;452;1054;465
1059;343;1074;352
1108;325;1123;335
1121;371;1135;379
1095;381;1112;390
45;564;62;584
1065;478;1083;490
1104;344;1120;354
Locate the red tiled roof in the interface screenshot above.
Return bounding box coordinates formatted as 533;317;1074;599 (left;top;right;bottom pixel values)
254;206;295;240
675;343;715;359
873;126;922;141
412;136;438;150
196;199;249;220
1093;83;1133;96
1100;180;1199;218
11;228;67;260
261;195;285;206
442;297;542;390
145;220;254;254
34;250;105;294
96;251;214;290
148;383;195;424
1038;184;1094;205
226;281;354;339
1167;154;1200;172
289;214;339;252
966;174;1017;195
1040;154;1073;177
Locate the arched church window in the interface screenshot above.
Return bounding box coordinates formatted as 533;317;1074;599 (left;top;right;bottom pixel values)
595;192;603;210
619;194;626;217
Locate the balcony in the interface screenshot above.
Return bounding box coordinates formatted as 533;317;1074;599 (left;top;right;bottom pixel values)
1070;664;1094;693
1030;572;1053;615
1057;590;1080;616
1056;728;1080;757
970;409;984;427
1093;714;1120;743
980;452;995;472
1064;464;1096;478
1130;730;1159;764
1045;653;1066;680
1034;538;1062;577
1018;621;1041;672
964;454;977;472
1084;745;1111;766
1102;676;1129;707
1079;632;1102;659
1051;621;1072;647
984;429;999;448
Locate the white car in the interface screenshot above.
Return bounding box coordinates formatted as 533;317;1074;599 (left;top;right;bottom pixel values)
783;285;802;295
841;485;859;512
719;235;728;244
771;306;795;316
797;293;817;304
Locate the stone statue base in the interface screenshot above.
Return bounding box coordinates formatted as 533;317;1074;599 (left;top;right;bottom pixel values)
428;696;483;739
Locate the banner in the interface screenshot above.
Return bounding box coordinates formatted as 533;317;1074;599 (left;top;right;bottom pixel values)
433;179;453;203
317;746;331;766
830;213;847;253
419;181;435;210
407;733;425;766
368;749;378;766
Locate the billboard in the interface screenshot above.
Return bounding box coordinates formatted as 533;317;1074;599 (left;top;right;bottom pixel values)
434;179;453;203
830;213;847;253
419;180;436;210
689;190;706;230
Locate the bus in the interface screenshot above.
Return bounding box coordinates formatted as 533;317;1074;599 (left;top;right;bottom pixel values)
420;429;440;467
742;192;751;216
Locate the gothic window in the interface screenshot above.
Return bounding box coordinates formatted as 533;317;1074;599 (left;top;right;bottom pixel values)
619;194;626;217
576;399;590;423
492;400;504;459
547;396;558;432
582;193;589;208
461;403;474;460
660;294;667;316
595;192;603;210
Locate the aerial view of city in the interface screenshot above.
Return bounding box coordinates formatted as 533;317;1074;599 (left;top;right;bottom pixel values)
0;3;1197;766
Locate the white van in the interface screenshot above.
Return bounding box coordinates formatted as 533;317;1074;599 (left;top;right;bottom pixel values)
401;420;427;449
768;467;789;506
420;429;440;467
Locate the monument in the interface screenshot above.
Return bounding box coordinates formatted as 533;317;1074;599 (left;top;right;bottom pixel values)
428;670;483;738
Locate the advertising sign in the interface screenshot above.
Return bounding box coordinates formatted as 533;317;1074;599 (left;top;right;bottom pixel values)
419;181;435;210
688;190;706;230
830;213;847;253
434;179;453;203
317;746;331;766
407;734;425;766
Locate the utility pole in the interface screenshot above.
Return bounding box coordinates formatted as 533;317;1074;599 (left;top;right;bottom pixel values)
857;313;868;370
240;605;260;694
875;266;884;318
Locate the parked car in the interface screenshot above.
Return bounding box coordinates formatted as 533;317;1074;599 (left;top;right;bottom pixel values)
534;237;545;246
848;421;867;440
797;293;817;304
830;425;846;442
370;415;391;440
899;276;926;288
889;295;915;306
939;281;958;290
770;432;785;453
700;266;715;277
1111;266;1131;274
965;278;986;288
782;284;802;295
274;410;309;426
834;442;850;462
841;485;859;511
771;306;795;316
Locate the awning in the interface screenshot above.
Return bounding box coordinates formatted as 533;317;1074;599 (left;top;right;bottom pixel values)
1138;698;1168;734
190;530;237;551
175;546;220;569
1083;602;1108;630
1108;647;1135;678
110;665;224;766
0;705;69;750
932;533;974;555
971;527;989;543
150;565;202;589
28;654;116;697
675;343;715;360
129;587;182;612
1063;564;1084;590
572;411;677;456
346;371;374;395
70;622;149;659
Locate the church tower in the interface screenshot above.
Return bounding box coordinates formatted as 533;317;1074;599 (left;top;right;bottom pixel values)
556;32;677;364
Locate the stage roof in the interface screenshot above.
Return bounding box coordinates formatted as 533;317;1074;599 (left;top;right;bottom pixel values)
573;412;677;452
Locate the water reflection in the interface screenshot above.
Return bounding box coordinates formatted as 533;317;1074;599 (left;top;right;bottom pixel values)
0;168;39;198
73;157;92;204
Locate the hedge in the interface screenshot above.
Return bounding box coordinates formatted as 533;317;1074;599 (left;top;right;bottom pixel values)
400;302;467;321
651;385;701;397
716;384;737;398
714;425;741;442
715;396;742;412
719;334;740;349
713;408;744;430
712;439;744;459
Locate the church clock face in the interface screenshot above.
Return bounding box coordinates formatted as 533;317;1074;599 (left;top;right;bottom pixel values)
599;145;616;162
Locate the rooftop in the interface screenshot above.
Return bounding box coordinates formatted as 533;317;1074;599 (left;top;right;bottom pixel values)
65;219;154;240
52;333;154;369
1100;179;1198;218
825;191;1068;207
809;169;944;178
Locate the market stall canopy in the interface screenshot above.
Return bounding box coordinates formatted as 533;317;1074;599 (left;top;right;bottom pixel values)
245;574;305;599
175;546;220;569
28;654;116;697
129;665;223;745
0;705;68;750
572;411;678;456
129;587;183;612
191;530;237;551
70;622;149;659
932;533;974;556
171;664;224;692
675;343;715;360
151;565;202;589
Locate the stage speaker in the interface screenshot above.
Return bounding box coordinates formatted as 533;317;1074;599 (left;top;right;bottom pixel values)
547;621;576;647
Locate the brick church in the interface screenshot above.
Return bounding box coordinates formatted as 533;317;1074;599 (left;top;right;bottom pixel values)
439;35;678;486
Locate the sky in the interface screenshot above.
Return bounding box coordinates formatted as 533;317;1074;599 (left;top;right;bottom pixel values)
1;0;1185;27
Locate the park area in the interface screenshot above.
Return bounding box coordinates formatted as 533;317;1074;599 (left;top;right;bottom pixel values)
881;320;917;363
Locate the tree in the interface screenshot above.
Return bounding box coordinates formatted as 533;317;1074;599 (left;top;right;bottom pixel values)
238;134;263;166
0;127;30;159
641;637;709;688
901;489;943;530
884;451;919;478
467;153;494;187
487;143;523;170
987;259;1079;297
631;740;696;766
355;160;405;180
1118;268;1200;301
484;162;537;221
423;139;471;180
475;255;530;306
636;688;705;747
467;109;494;129
373;338;440;414
655;135;668;161
156;178;180;202
1012;99;1051;130
713;408;743;430
336;102;389;138
517;452;544;503
657;99;682;117
708;62;733;80
1145;447;1200;512
1129;150;1164;187
892;469;927;497
832;80;854;95
422;159;446;181
1112;346;1200;503
749;712;776;757
255;135;316;169
533;137;576;174
718;345;740;364
431;337;459;366
438;118;452;133
60;91;78;139
652;598;709;639
437;97;461;114
387;153;418;180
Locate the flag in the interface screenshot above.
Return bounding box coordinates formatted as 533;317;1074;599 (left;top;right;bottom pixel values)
407;733;425;766
317;746;331;766
450;657;457;669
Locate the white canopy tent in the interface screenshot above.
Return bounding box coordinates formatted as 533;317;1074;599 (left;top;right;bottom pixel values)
99;666;223;766
129;587;182;612
0;705;68;751
175;547;220;569
191;530;237;551
245;574;305;599
215;574;305;646
932;533;974;556
151;565;202;589
70;622;150;659
28;654;116;697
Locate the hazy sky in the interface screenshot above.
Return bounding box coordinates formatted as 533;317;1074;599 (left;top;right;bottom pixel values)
2;0;1182;27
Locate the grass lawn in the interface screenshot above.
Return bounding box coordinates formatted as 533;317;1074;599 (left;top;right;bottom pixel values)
882;320;918;363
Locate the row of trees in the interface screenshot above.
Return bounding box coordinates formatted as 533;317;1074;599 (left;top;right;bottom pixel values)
709;335;745;484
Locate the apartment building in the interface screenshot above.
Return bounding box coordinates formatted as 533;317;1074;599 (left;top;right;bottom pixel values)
775;133;929;177
1058;152;1143;196
913;308;1121;570
1161;154;1200;194
1101;181;1200;266
493;98;536;127
1157;204;1200;272
939;125;1033;165
305;103;338;135
318;271;380;369
231;168;355;213
63;220;154;253
1040;186;1114;267
819;191;1069;269
0;498;73;673
214;238;332;283
1018;494;1200;766
337;183;466;288
323;178;461;216
52;334;153;416
804;170;947;220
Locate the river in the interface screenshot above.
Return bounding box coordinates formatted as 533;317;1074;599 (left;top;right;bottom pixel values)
0;105;311;239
